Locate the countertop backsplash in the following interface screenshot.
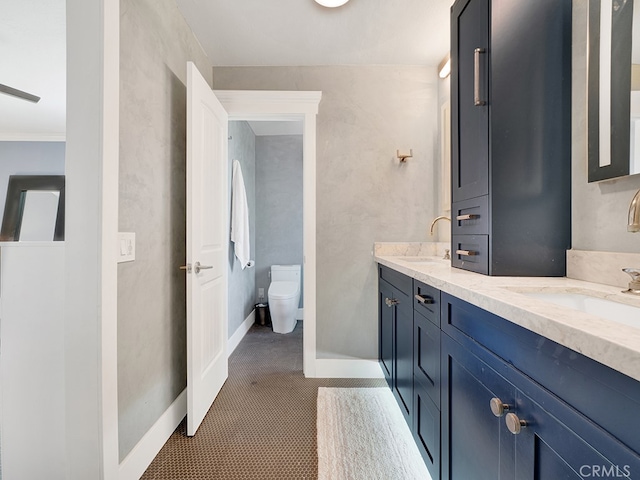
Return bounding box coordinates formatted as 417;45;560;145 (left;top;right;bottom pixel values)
373;242;451;259
567;249;640;289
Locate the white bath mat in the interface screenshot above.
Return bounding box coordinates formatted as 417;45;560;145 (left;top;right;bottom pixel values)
317;387;431;480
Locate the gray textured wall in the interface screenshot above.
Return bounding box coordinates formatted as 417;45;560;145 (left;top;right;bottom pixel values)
572;0;640;253
255;135;304;307
118;0;213;460
213;66;439;359
0;142;65;219
228;121;256;337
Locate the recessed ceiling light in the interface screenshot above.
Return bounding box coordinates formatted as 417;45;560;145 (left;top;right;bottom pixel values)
315;0;350;7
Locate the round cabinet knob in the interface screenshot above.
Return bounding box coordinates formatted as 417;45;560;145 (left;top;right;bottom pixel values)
489;397;510;417
505;412;527;435
384;297;398;307
385;297;399;307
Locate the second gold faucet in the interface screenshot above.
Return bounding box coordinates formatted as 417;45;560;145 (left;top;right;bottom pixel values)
429;216;451;236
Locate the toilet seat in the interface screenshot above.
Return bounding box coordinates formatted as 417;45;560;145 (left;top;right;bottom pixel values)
268;281;298;300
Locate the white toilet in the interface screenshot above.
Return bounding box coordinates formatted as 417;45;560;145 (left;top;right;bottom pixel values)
268;264;301;334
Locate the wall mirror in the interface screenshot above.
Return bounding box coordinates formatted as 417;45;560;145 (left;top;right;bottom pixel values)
588;0;640;182
0;175;65;241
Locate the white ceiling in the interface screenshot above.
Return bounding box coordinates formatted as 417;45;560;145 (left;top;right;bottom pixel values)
0;0;66;141
1;0;452;139
176;0;452;67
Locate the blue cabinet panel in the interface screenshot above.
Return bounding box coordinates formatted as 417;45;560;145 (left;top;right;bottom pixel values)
413;310;440;408
378;266;413;424
413;381;441;480
451;0;489;203
378;278;394;387
394;285;413;423
441;334;516;480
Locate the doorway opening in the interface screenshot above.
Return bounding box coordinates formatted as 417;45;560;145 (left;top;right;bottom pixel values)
215;90;322;377
228;119;304;342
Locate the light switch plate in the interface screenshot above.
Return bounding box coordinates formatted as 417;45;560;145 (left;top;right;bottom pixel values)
118;232;135;263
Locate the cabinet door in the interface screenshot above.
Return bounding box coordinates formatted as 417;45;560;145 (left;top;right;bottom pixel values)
512;380;640;480
414;381;441;480
379;278;394;388
394;284;413;424
441;334;516;480
451;0;489;203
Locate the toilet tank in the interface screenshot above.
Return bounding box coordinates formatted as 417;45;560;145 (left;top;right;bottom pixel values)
271;264;301;283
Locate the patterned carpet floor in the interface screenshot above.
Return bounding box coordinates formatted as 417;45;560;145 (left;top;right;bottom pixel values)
142;322;386;479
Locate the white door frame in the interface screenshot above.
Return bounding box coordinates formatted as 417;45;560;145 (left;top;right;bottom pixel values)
214;90;321;377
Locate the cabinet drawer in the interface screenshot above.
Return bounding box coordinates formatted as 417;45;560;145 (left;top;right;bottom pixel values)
379;264;412;293
413;280;440;326
451;234;488;274
452;196;488;235
413;380;440;480
414;310;440;407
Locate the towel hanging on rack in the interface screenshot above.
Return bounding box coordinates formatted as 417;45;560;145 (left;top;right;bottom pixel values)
231;159;251;269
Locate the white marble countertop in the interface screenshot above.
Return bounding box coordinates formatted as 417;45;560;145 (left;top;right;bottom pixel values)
374;244;640;383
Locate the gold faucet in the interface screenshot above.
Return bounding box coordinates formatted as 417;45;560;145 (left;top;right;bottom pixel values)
629;189;640;232
429;216;451;236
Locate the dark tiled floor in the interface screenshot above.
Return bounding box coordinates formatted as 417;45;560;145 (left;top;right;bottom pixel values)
142;322;386;479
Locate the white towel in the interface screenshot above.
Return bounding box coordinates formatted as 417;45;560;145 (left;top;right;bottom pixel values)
231;159;251;269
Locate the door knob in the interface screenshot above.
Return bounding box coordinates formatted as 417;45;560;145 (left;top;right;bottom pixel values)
489;397;510;417
194;261;213;274
179;262;213;274
505;412;527;435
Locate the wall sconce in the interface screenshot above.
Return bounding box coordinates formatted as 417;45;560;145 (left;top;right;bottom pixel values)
397;149;413;162
438;53;451;79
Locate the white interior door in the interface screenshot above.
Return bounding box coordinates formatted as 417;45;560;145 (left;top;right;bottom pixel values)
186;61;229;436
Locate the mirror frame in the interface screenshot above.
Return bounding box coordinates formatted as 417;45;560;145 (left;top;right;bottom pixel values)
0;175;65;241
587;0;634;182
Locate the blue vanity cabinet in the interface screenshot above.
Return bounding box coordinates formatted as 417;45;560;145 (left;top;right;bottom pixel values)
378;265;413;424
440;293;640;480
451;0;572;276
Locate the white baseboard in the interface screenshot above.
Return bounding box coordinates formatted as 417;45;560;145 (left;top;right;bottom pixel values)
313;359;384;378
296;307;304;321
228;309;255;356
118;311;256;479
118;388;187;480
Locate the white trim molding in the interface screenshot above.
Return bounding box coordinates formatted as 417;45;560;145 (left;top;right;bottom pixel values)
214;90;321;115
118;389;187;480
314;359;385;379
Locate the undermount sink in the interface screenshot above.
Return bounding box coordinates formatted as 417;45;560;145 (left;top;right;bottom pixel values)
522;291;640;328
